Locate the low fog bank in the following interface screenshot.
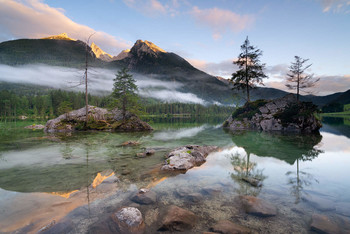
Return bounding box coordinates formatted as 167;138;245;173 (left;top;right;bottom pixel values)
0;64;212;104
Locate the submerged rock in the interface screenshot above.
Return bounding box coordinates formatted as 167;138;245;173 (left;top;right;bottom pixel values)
302;195;336;212
223;94;322;133
159;205;197;231
161;145;218;171
242;177;262;187
24;124;45;130
44;105;152;132
239;195;277;217
112;207;145;234
131;188;157;205
210;220;250;234
336;202;350;217
136;148;155;157
310;214;340;234
122;141;140;146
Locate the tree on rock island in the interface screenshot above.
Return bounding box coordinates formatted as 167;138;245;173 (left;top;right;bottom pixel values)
286;56;320;102
112;68;139;120
231;37;267;102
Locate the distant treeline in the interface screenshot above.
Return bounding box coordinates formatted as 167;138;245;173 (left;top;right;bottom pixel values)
0;89;234;119
144;103;234;116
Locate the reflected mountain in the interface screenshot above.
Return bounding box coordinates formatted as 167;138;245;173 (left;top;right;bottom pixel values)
228;131;323;165
321;117;350;138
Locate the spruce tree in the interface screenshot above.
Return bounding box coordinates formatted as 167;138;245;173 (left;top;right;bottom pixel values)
231;37;267;102
286;56;319;102
112;68;138;120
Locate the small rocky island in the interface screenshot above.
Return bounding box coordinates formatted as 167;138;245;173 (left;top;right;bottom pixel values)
223;94;322;133
44;105;152;132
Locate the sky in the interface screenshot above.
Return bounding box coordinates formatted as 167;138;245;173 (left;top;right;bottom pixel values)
0;0;349;95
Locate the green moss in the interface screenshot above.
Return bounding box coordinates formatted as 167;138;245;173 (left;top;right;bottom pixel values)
232;99;268;120
166;159;170;164
186;150;192;154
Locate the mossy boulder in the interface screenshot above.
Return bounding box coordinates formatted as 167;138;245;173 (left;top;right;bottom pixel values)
44;105;152;132
224;94;322;133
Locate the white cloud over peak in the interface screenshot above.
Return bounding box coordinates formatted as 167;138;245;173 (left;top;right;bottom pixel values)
0;0;131;55
190;6;255;39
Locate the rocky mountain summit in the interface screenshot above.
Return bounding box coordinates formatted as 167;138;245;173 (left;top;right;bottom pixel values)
91;42;116;62
224;94;322;133
41;33;75;41
44;105;152;132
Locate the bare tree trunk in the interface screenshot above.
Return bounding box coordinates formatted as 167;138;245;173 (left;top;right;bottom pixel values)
297;72;300;102
85;46;88;126
122;96;126;121
84;33;95;128
245;45;250;102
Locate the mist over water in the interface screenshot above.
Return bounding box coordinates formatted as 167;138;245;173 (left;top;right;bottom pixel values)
0;64;207;104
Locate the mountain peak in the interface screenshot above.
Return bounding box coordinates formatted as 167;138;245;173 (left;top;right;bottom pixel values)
41;33;75;41
131;40;166;55
90;42;114;62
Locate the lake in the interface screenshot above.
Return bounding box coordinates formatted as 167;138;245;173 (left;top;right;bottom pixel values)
0;116;349;233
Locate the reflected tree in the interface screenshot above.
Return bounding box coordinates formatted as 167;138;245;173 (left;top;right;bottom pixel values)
60;142;74;159
230;151;267;196
286;147;323;203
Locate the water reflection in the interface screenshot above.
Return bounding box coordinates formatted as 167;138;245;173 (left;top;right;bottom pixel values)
230;152;267;196
228;131;323;165
321;116;350;138
286;158;319;203
228;131;323;202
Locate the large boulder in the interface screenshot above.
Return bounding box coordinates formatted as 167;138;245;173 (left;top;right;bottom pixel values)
161;145;218;171
223;94;322;133
158;205;197;231
112;207;145;234
44;105;152;132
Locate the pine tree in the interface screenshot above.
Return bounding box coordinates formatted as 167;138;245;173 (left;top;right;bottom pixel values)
286;56;319;102
112;68;138;120
231;37;267;102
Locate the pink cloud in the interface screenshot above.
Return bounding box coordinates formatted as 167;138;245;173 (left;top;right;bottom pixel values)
190;6;255;39
187;58;237;77
317;0;350;12
0;0;131;55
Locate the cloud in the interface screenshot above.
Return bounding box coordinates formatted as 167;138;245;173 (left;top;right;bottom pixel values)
0;64;207;104
0;0;131;55
190;6;255;39
139;89;206;104
188;59;237;78
317;0;350;12
152;125;207;141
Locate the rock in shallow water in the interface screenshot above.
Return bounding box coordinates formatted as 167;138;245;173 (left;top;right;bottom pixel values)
310;214;340;234
131;188;157;205
210;220;250;234
161;145;218;171
159;205;197;231
239;195;277;217
302;195;336;212
112;207;145;234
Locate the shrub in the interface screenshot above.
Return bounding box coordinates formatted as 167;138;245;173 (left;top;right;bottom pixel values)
232;99;268;120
